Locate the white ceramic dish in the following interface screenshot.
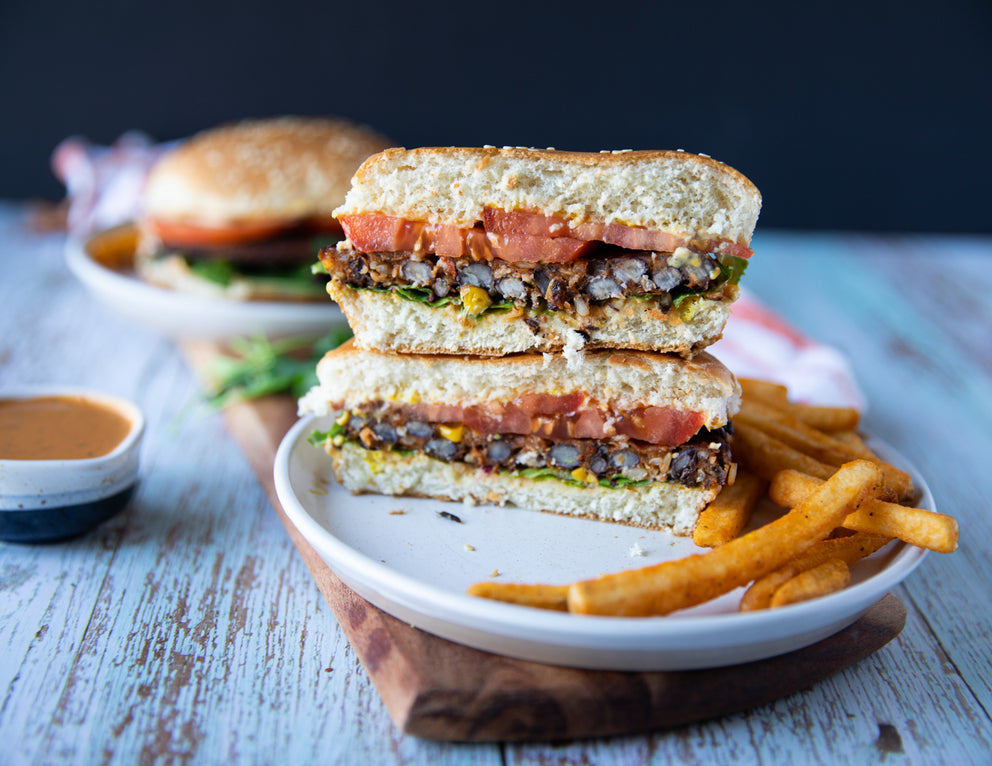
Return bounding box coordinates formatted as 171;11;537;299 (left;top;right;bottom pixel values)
65;228;346;341
0;387;145;543
274;415;930;671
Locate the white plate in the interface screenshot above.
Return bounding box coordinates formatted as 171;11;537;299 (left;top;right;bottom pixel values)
274;415;930;671
65;231;345;341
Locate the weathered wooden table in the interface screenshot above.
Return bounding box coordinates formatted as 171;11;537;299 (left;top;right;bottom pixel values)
2;202;990;764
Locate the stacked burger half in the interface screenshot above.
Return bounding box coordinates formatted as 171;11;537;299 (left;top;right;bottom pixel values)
300;146;761;535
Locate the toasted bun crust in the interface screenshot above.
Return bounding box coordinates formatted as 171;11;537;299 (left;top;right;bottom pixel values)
328;281;735;357
322;441;714;534
299;339;740;430
144;117;393;225
335;146;761;247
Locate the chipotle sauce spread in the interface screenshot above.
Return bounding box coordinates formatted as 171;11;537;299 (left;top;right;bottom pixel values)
0;396;132;460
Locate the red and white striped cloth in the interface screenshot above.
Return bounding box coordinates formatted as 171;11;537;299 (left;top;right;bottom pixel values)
51;134;864;410
712;290;864;410
51;132;175;238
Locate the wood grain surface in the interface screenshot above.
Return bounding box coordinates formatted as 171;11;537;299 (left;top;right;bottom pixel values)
2;206;991;764
201;374;908;742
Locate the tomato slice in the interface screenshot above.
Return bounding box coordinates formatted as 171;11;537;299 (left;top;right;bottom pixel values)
340;214;417;251
615;408;705;447
482;208;570;238
513;392;585;416
701;238;754;260
485;208;751;259
145;217;287;248
343;213;592;263
462;405;531;435
391;396;702;446
341;215;496;259
573;408;608;439
147;216;342;249
486;232;595;263
342;210;752;262
483;208;681;252
574;221;684;253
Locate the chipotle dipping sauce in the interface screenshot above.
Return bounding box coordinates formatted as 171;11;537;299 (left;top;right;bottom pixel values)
0;396;133;460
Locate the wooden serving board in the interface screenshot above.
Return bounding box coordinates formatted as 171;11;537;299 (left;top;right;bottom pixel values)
183;343;906;742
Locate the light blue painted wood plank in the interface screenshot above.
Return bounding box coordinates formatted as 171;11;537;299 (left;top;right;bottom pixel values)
3;207;990;763
508;594;992;765
746;230;992;719
0;209;502;765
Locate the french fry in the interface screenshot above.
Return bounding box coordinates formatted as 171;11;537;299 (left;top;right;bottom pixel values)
769;558;851;608
736;399;913;499
567;460;882;617
739;378;790;407
739;378;860;432
770;470;958;553
467;582;570;611
740;531;890;611
736;399;860;465
733;421;836;482
831;430;871;453
785;403;861;433
692;470;766;548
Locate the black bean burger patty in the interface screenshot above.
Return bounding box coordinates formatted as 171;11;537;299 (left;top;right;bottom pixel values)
333;410;733;490
321;245;728;312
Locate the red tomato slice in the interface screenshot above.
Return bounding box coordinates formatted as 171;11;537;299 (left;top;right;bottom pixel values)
486;207;701;262
342;210;752;262
573;408;607;439
513;392;585;416
146;217;289;248
701;238;754;259
341;215;496;259
395;397;703;446
343;213;592;263
615;408;705;447
482;208;569;238
147;216;342;249
463;405;531;435
485;208;752;259
340;214;419;251
574;221;684;253
486;232;595;263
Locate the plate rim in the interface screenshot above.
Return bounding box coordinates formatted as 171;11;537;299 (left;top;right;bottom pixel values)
65;232;345;339
274;414;930;667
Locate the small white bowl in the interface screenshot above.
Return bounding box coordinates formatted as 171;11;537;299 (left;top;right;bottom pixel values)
0;387;144;543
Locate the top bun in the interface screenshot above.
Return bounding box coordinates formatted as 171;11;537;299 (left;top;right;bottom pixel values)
334;146;761;249
144;117;393;226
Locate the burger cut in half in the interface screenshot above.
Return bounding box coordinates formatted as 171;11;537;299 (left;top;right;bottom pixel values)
322;146;761;355
299;341;741;534
137;116;392;302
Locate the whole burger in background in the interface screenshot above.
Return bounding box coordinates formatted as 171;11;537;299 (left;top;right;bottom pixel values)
136;117;393;302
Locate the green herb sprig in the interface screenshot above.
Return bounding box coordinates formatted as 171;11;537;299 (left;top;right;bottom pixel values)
203;326;352;410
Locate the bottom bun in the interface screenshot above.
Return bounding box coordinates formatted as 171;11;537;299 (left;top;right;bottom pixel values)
323;441;718;535
329;284;734;356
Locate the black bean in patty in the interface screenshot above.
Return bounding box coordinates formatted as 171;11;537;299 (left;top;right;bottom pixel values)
322;243;729;314
333;408;732;490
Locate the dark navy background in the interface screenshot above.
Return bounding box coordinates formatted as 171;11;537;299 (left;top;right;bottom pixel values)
2;0;989;232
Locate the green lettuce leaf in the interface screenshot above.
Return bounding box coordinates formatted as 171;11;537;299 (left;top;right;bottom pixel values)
188;259;236;286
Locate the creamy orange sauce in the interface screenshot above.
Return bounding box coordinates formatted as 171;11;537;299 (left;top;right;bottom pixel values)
0;396;132;460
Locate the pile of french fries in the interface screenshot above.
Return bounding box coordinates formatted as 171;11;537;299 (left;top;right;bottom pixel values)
468;378;958;617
